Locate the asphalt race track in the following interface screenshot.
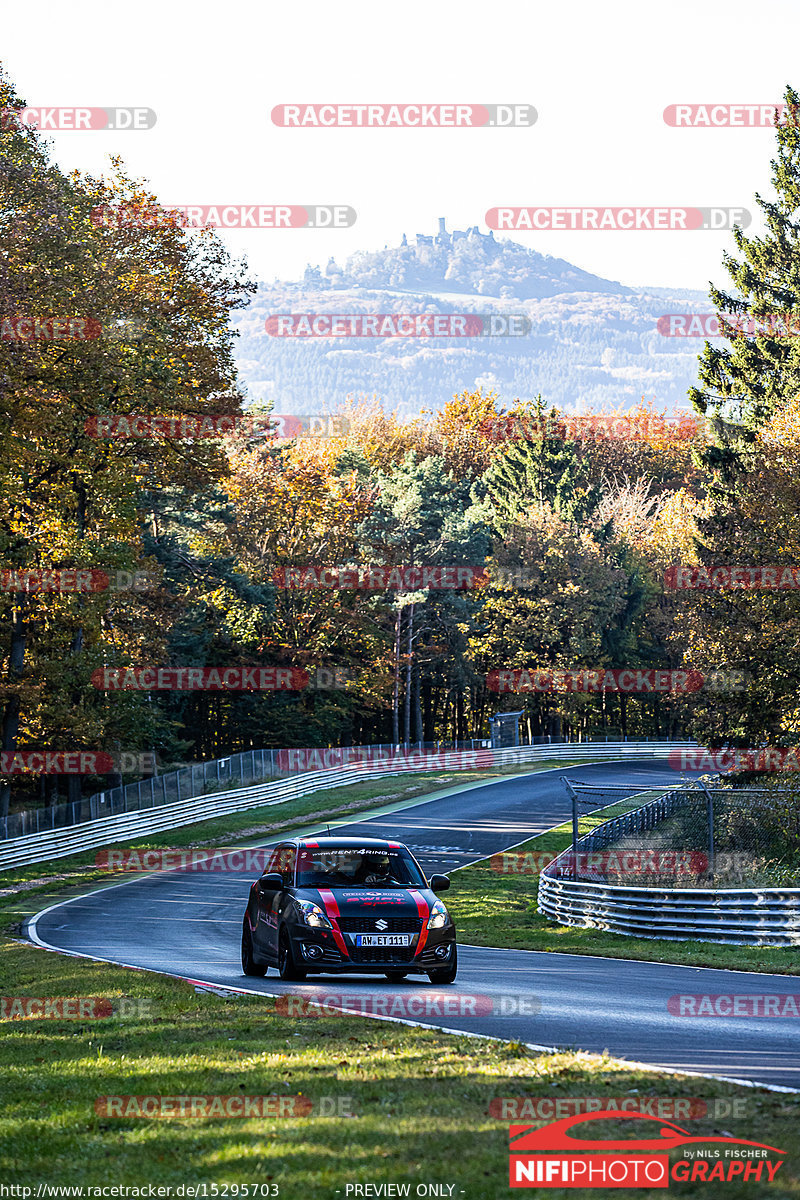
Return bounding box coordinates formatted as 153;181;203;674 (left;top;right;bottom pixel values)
27;760;800;1091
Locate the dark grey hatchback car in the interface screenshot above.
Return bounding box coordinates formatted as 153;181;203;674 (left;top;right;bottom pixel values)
241;836;457;983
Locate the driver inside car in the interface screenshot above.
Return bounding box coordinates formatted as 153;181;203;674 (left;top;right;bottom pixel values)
353;853;399;885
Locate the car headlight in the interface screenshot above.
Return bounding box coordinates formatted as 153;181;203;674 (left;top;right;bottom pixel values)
426;899;449;929
297;900;333;929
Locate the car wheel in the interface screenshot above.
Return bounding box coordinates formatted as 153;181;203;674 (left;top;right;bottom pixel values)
427;945;457;984
241;918;268;977
278;928;307;982
384;971;408;982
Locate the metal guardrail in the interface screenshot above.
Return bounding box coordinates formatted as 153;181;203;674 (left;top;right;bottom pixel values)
538;783;800;946
0;733;662;841
0;737;505;841
538;875;800;946
0;741;695;871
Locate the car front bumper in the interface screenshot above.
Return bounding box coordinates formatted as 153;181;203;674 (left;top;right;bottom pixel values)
289;921;456;974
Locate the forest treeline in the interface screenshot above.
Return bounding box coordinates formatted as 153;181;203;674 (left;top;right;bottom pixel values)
4;65;800;811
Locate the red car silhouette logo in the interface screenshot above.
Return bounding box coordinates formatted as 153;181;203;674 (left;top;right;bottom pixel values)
510;1110;785;1155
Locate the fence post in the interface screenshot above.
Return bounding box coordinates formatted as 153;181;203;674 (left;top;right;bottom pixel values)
562;777;579;881
698;780;715;883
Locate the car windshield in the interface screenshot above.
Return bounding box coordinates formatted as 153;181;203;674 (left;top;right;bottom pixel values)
295;846;426;888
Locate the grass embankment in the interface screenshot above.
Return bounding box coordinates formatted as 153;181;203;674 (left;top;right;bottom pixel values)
447;805;800;975
1;765;798;1192
0;937;797;1196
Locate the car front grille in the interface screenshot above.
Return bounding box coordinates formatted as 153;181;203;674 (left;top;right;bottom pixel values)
337;916;422;934
348;944;417;964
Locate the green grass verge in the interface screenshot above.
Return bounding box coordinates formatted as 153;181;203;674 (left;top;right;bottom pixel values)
447;812;800;975
0;938;797;1196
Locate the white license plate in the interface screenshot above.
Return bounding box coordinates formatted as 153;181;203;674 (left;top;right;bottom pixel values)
355;934;411;947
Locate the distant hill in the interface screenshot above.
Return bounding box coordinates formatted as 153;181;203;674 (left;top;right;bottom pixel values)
231;220;710;418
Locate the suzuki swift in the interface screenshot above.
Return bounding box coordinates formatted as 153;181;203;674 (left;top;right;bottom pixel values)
241;836;457;982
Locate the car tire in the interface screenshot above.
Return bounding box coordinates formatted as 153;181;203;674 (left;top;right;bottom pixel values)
278;928;307;982
241;918;268;977
427;945;457;984
384;971;408;982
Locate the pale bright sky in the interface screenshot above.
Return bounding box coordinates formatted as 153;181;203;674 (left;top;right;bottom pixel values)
3;0;798;293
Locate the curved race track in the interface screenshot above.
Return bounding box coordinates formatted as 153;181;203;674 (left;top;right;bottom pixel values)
27;760;800;1091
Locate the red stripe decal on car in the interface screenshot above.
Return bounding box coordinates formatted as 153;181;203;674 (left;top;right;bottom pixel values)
317;888;349;957
409;889;430;956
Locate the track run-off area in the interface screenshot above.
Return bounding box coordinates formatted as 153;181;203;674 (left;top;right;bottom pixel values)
26;760;800;1092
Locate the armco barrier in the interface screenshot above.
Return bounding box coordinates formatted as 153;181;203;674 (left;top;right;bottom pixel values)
538;874;800;946
0;741;695;871
538;784;800;946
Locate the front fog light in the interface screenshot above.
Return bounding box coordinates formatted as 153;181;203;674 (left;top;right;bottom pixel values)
434;944;451;959
301;943;324;960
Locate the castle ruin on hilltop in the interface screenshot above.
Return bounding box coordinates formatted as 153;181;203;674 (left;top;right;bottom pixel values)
302;219;497;282
406;217;495;248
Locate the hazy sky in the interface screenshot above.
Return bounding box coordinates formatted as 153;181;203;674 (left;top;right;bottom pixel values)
3;0;798;293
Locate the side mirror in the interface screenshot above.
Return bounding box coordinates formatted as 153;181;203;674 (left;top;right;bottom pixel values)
429;873;450;893
257;872;285;892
